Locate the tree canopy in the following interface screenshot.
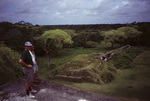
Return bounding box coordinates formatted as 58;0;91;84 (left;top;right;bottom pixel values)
36;29;73;50
102;26;142;48
35;29;73;68
118;26;142;45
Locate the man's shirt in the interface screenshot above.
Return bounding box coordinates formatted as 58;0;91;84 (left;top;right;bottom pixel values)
20;50;33;67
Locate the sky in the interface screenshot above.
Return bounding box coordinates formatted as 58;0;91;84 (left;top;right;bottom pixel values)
0;0;150;25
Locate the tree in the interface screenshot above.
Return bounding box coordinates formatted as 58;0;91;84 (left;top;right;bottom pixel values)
118;26;142;45
137;22;150;46
102;26;142;48
35;29;73;68
102;30;127;48
63;29;78;38
72;31;91;47
17;21;26;25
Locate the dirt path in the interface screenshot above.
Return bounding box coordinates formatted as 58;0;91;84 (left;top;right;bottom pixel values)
0;78;119;101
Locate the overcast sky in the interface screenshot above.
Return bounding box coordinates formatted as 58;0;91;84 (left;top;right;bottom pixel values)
0;0;150;25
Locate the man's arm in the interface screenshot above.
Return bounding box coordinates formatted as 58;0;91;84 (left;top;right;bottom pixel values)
19;59;32;68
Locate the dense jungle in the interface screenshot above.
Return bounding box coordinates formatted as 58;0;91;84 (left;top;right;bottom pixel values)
0;21;150;101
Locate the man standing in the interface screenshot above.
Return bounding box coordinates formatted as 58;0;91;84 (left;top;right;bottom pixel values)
19;41;36;99
29;45;39;87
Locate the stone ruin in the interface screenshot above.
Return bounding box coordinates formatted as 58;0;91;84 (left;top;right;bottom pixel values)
95;45;131;61
50;45;132;83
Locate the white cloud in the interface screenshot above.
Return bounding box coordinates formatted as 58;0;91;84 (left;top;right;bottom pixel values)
122;1;130;5
0;0;150;25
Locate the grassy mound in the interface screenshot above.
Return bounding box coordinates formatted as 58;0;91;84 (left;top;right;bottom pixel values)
50;46;141;84
38;46;150;100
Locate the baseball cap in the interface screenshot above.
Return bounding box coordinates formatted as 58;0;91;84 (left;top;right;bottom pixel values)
25;41;32;46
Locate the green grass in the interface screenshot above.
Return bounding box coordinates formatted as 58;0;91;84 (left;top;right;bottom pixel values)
37;47;102;79
37;47;150;101
51;48;101;64
64;50;150;101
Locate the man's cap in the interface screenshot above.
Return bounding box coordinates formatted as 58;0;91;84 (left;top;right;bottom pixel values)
25;41;32;46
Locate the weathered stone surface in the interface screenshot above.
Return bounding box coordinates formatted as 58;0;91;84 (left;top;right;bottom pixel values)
0;78;119;101
95;45;131;61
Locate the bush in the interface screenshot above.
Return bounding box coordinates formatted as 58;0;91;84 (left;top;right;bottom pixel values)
85;41;98;48
112;47;142;69
114;51;132;69
101;72;114;83
0;43;22;85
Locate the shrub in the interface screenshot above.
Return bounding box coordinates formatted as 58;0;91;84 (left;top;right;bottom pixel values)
101;72;114;83
0;43;22;85
114;51;132;69
112;47;142;69
85;41;98;48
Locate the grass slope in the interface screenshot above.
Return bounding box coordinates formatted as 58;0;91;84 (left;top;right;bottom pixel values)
69;50;150;101
38;47;150;101
37;48;101;79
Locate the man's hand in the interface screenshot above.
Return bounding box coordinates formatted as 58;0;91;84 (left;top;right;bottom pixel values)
19;59;32;68
27;64;32;68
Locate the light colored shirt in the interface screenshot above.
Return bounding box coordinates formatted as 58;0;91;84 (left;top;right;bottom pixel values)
29;51;36;65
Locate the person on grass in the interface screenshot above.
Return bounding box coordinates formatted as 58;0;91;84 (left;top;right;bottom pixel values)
19;41;37;99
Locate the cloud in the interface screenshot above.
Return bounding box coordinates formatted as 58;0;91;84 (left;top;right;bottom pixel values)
0;0;150;25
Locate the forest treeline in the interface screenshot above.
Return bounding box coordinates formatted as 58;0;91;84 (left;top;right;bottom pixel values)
0;21;150;85
0;21;150;54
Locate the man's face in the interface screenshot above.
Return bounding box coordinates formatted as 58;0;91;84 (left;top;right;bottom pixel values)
25;46;32;51
32;46;34;51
